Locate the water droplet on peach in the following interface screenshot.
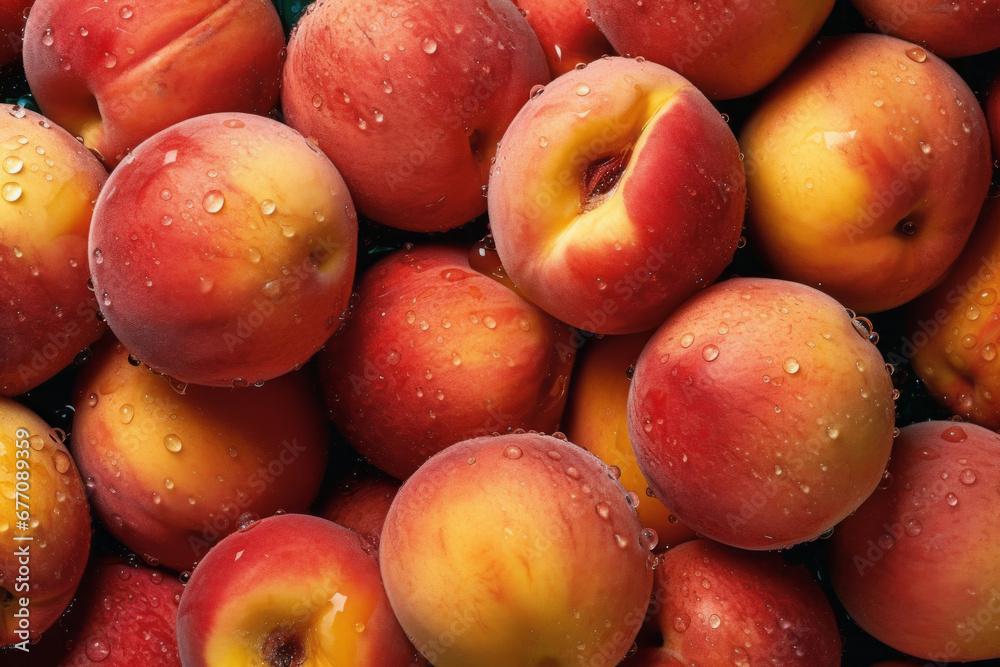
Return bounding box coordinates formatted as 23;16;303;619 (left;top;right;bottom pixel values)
163;434;183;453
84;636;110;662
1;182;22;202
53;450;72;474
2;156;23;174
202;190;224;213
942;426;967;442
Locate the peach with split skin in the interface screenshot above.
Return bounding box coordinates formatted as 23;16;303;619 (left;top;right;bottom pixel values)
88;112;358;387
176;513;422;667
628;539;841;666
562;331;695;549
830;421;1000;662
586;0;835;100
0;397;90;647
319;244;575;480
282;0;548;232
0;1;31;66
70;337;329;572
906;197;1000;427
319;463;400;557
511;0;614;77
22;0;283;167
740;33;993;314
380;432;655;667
488;56;746;335
627;277;896;551
851;0;1000;58
0;105;107;397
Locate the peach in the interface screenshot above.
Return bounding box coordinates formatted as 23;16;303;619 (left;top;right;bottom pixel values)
319;244;575;480
0;397;90;647
488;56;746;334
851;0;1000;58
562;332;695;549
26;558;184;666
176;513;422;666
0;104;106;397
906;197;1000;427
740;33;993;314
830;421;1000;662
70;336;329;572
22;0;284;167
511;0;613;77
629;540;841;666
319;463;400;556
627;277;896;550
282;0;549;232
0;1;31;66
88;112;358;387
380;432;655;667
586;0;835;100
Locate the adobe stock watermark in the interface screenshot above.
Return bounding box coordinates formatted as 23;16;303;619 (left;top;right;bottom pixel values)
723;439;812;536
222;234;345;354
519;115;632;225
384;68;504;193
843;128;963;244
13;298;100;389
186;438;311;559
913;589;1000;666
862;0;924;36
669;0;753;75
8;427;34;652
850;477;949;577
740;88;829;179
883;253;1000;369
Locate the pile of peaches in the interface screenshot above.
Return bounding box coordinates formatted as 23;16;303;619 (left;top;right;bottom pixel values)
1;0;1000;665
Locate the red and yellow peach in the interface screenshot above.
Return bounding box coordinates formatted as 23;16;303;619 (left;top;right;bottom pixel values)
88;112;358;387
830;420;1000;662
740;33;993;314
0;397;90;646
488;56;746;334
627;277;896;550
282;0;549;232
381;432;655;667
176;513;421;666
22;0;284;167
0;104;106;397
319;244;575;480
586;0;835;99
70;337;329;572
